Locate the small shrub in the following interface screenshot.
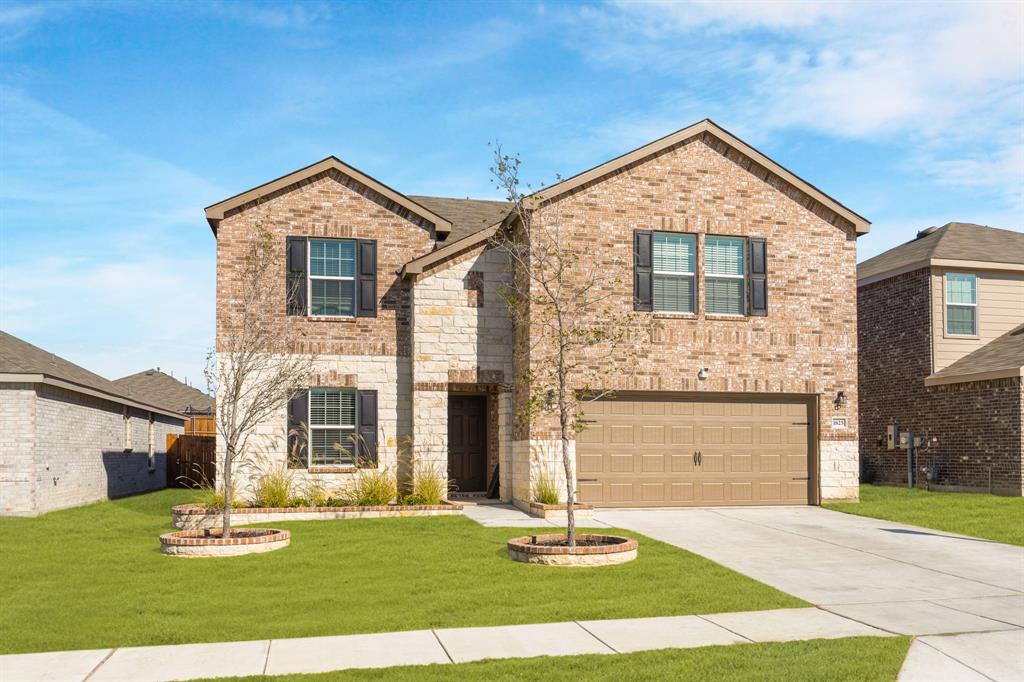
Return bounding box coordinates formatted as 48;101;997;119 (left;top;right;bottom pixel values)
196;487;246;510
300;478;331;508
534;472;561;505
400;494;429;506
349;467;397;506
410;465;447;505
252;467;295;508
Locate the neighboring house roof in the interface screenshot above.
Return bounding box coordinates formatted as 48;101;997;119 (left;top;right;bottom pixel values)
409;196;511;243
0;331;185;420
858;223;1024;285
925;323;1024;386
113;369;214;415
204;156;455;236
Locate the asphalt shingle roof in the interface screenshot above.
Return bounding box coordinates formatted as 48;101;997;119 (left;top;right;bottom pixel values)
409;195;511;243
0;331;185;416
858;223;1024;282
928;323;1024;383
113;369;214;415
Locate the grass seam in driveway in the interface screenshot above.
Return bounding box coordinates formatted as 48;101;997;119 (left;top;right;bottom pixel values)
0;489;804;654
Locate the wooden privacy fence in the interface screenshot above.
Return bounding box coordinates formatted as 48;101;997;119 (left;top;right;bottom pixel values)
166;433;216;488
184;415;216;436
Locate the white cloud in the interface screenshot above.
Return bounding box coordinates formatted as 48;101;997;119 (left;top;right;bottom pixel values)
0;88;221;383
551;0;1024;220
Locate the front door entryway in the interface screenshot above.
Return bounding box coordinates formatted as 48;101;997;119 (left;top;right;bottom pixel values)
448;395;488;492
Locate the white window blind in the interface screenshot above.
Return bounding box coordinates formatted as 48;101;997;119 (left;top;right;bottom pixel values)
309;388;356;466
653;232;696;313
705;236;745;315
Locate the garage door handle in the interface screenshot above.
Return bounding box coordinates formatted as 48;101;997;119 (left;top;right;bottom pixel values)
791;476;809;481
578;478;598;482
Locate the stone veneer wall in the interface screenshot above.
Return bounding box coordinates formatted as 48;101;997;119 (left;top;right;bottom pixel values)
220;354;410;500
0;383;181;516
411;245;514;499
858;268;1023;494
516;132;861;503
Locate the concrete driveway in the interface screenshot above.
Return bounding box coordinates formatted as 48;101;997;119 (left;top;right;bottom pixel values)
600;506;1024;680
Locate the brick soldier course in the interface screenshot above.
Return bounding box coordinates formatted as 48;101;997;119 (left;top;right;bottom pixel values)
208;119;868;508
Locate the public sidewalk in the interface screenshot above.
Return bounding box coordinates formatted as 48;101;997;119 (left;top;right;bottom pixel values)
0;607;888;682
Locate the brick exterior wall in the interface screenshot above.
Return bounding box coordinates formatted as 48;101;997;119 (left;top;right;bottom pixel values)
214;133;863;504
516;132;861;502
858;268;1024;494
0;383;182;516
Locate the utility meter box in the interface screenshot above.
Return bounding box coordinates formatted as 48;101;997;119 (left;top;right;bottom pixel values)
886;425;898;450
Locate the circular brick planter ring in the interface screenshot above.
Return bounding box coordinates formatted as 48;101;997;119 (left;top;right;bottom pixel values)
160;528;290;558
507;533;638;567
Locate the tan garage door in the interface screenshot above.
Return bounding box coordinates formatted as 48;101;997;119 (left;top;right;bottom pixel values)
576;395;813;507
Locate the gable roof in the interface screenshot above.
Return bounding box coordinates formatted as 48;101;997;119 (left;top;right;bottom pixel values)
113;369;214;415
205;156;454;235
0;331;185;419
409;196;511;242
526;118;870;234
858;223;1024;285
925;323;1024;386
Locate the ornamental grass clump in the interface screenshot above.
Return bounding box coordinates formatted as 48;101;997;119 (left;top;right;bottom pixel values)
349;467;397;506
534;472;561;506
251;466;296;508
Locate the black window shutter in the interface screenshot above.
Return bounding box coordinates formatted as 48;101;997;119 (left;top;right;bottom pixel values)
356;240;377;317
748;237;768;316
357;390;378;467
285;237;307;316
634;230;653;312
286;390;308;469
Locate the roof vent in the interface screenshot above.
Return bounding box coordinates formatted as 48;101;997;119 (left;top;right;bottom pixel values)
916;226;940;239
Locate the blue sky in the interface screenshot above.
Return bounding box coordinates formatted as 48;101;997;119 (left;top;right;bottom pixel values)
1;0;1022;386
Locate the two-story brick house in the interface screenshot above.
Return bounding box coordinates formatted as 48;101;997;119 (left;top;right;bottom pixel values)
207;119;868;509
858;223;1024;495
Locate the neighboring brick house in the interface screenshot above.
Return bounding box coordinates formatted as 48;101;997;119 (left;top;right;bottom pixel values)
0;332;186;515
208;119;868;509
858;223;1024;495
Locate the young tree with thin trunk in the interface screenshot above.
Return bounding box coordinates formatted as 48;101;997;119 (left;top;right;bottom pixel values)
490;148;654;547
206;226;314;538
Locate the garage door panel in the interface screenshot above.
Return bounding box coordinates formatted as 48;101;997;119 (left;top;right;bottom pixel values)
577;395;812;507
641;454;665;473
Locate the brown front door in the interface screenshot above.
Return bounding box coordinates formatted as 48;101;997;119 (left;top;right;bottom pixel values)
576;394;813;507
448;395;487;492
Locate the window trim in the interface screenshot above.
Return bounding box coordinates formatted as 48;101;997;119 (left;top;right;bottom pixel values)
307;238;356;318
307;388;358;467
704;235;747;317
944;272;979;338
652;231;697;314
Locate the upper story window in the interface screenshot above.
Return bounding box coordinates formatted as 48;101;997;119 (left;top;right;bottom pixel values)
946;273;977;336
309;239;355;317
309;388;357;466
705;236;746;315
653;232;696;313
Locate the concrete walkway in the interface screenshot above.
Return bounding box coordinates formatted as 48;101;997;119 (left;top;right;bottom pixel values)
596;506;1024;680
0;607;889;682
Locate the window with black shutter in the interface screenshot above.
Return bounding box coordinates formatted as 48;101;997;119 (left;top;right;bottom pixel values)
286;390;309;468
286;237;307;316
356;240;377;317
633;230;653;311
748;237;768;316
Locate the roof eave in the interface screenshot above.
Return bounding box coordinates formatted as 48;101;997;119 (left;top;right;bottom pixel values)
526;119;870;235
924;366;1024;387
0;373;188;420
204;156;453;237
858;258;1024;287
401;223;502;278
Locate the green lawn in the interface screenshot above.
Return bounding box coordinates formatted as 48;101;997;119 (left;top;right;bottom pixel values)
200;637;912;682
825;484;1024;546
0;489;803;654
